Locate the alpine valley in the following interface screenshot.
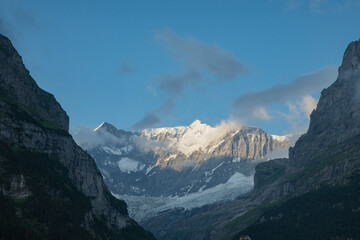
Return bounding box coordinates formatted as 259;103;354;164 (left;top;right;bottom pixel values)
1;25;360;240
77;39;360;240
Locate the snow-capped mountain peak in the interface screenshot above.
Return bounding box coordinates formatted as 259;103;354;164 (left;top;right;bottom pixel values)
141;120;234;157
72;120;297;221
189;119;204;127
94;121;117;133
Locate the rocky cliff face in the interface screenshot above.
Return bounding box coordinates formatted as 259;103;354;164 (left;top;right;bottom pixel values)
232;39;360;239
0;34;154;239
253;39;360;202
290;40;360;160
0;36;69;131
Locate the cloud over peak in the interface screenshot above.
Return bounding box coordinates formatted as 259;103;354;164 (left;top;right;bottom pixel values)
133;29;248;129
131;99;174;130
231;65;338;122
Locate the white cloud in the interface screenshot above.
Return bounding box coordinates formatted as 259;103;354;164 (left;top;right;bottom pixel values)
232;66;337;122
279;95;318;132
71;126;126;150
117;158;145;173
252;107;272;121
278;103;304;132
300;95;318;119
155;29;248;83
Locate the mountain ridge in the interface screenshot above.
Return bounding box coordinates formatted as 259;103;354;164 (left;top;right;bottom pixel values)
74;119;293;222
92;119;291;162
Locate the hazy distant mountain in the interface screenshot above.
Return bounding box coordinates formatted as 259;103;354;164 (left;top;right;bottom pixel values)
75;119;294;221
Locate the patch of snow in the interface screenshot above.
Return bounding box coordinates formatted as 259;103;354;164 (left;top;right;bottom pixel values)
210;161;224;174
93;122;107;132
138;164;145;171
271;134;289;142
102;146;122;155
117;158;145;173
185;184;194;195
163;154;178;162
145;165;156;174
209;139;225;152
204;176;212;183
99;168;110;179
148;171;157;177
104;160;116;166
198;185;207;192
121;145;133;153
131;186;141;193
231;129;240;137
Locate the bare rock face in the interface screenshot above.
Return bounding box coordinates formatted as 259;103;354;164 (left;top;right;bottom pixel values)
293;39;360;164
0;174;31;199
0;34;154;239
210;127;287;160
254;39;360;201
0;35;69;131
289;41;360;163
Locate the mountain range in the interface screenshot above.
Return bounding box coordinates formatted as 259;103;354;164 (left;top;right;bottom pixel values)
74;118;297;221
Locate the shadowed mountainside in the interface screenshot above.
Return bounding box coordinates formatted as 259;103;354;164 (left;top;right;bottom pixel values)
0;34;155;240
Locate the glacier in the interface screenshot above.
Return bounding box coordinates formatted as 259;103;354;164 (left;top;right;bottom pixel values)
113;171;254;222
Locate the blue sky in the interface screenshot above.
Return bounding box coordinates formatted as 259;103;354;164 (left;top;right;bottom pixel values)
0;0;359;135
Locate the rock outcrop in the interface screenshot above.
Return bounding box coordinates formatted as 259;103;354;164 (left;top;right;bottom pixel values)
231;38;360;239
0;34;155;239
253;39;360;202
